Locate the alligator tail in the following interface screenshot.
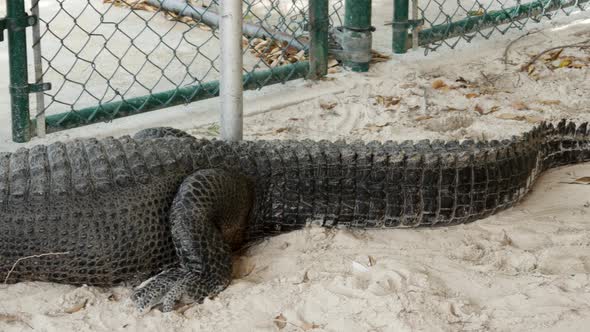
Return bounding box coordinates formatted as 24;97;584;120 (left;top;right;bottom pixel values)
539;120;590;171
246;120;590;238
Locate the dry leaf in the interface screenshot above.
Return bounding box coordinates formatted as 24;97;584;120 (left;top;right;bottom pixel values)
496;113;524;121
469;8;485;16
302;270;310;283
497;113;542;123
574;177;590;184
527;65;536;75
368;255;376;267
525;115;544;123
443;107;465;112
327;58;339;68
432;79;448;90
64;299;88;314
374;95;401;107
320;102;338;110
399;82;417;89
474;104;485;115
274;314;287;330
254;39;270;51
539;100;561;105
328;67;341;74
295;50;306;61
415;115;433;121
270;56;282;68
558;59;572;68
198;24;212;31
498;113;518;121
0;313;22;324
370;50;391;63
302;321;321;331
465;93;479;99
107;293;121;302
274;127;289;133
548;49;563;61
511;101;528;110
365;122;393;131
375;122;393;127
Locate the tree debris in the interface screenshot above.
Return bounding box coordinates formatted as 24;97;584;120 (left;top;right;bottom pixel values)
521;39;590;73
64;299;88;314
274;314;287;330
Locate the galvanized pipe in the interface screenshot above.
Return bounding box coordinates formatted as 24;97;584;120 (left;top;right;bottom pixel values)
411;0;418;50
220;0;243;141
146;0;307;50
31;0;46;138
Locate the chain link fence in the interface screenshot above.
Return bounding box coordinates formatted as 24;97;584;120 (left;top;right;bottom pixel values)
2;0;345;141
393;0;590;53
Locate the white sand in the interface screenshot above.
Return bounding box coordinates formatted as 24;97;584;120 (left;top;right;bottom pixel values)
1;6;590;332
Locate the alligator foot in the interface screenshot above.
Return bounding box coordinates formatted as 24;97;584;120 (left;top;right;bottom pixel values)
132;169;253;312
131;267;228;312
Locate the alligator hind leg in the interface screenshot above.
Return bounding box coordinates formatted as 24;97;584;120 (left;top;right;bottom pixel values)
132;169;254;312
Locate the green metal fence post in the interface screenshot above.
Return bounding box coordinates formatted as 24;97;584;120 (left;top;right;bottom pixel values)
308;0;329;80
342;0;372;72
5;0;33;142
392;0;409;54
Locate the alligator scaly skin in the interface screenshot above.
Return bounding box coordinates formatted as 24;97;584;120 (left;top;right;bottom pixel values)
0;120;588;310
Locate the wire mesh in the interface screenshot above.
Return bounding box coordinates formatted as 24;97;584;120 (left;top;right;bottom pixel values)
416;0;590;52
28;0;343;132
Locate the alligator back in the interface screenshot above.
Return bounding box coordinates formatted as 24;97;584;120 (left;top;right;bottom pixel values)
0;136;197;285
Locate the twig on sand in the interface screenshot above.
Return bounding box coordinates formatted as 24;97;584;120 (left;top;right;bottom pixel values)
521;39;590;72
503;29;541;69
3;252;70;284
0;313;33;329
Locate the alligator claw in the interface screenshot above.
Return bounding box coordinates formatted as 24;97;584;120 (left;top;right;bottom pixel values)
131;267;224;312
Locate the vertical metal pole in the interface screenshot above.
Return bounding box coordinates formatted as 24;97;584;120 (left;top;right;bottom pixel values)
31;0;46;138
343;0;372;72
411;0;418;50
392;0;409;54
308;0;329;80
220;0;243;141
6;0;32;142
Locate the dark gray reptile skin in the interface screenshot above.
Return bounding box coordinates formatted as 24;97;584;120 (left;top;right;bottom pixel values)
0;120;588;311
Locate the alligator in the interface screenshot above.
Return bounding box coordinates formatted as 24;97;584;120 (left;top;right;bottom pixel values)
1;120;588;311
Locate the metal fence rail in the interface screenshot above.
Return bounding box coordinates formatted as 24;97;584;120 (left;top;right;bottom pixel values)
1;0;349;142
393;0;590;53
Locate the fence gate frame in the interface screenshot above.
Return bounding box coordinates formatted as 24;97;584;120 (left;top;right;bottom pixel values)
392;0;590;53
1;0;366;143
